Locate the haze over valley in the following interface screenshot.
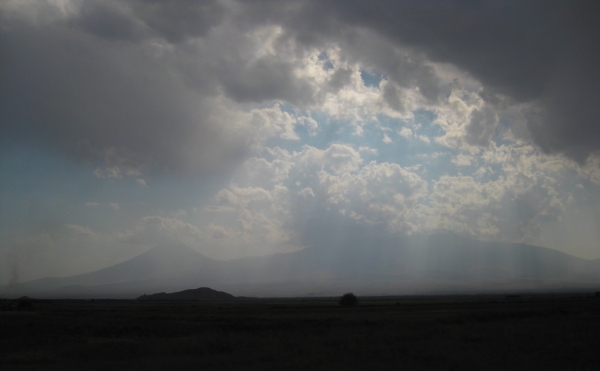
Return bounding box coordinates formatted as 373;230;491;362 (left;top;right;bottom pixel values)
5;231;600;298
2;1;600;297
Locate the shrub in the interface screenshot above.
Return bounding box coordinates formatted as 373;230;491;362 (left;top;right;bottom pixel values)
339;293;358;307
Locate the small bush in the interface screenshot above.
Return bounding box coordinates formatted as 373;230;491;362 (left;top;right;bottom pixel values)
339;293;358;307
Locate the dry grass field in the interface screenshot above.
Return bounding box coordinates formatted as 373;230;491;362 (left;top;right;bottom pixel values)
2;294;600;370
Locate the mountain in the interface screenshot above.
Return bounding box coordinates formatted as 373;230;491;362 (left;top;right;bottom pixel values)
137;287;235;301
2;243;228;298
3;233;600;298
222;231;600;296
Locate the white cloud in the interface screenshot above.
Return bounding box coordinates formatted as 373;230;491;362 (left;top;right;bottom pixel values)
298;187;315;198
358;146;378;155
209;223;232;239
398;127;412;139
248;104;300;141
202;134;587;252
207;143;430;247
452;154;475;167
318;161;428;233
425;142;575;242
417;135;431;144
85;202;100;207
110;202;120;211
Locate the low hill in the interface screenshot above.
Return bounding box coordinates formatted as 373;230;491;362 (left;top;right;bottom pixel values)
137;287;235;301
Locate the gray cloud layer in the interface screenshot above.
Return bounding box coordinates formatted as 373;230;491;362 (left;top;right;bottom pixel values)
0;2;240;176
287;0;600;161
1;0;599;178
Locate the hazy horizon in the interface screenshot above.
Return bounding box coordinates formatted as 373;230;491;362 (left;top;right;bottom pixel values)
2;1;600;287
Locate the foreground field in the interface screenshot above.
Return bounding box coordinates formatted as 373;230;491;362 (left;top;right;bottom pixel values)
1;294;600;370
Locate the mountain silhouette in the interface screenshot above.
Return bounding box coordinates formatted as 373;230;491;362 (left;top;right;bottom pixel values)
3;233;600;298
137;287;235;301
3;243;227;298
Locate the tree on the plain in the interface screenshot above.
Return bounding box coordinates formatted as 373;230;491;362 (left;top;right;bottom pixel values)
339;293;358;307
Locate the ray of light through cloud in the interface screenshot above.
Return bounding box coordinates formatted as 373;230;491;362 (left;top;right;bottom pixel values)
1;0;600;286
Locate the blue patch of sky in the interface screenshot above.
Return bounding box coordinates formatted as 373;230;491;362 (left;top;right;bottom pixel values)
268;107;458;172
372;112;448;168
264;104;354;152
264;116;352;153
0;144;103;236
0;143;228;236
497;115;512;130
264;104;507;187
412;109;442;137
317;51;334;70
360;69;385;88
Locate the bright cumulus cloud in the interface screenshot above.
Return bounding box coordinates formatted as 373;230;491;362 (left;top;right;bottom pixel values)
1;0;600;284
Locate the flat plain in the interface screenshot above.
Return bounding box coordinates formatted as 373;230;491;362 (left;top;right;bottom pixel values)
2;294;600;370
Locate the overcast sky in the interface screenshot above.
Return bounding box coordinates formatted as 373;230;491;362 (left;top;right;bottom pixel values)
2;0;600;285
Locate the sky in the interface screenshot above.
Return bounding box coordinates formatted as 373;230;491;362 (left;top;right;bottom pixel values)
1;0;600;286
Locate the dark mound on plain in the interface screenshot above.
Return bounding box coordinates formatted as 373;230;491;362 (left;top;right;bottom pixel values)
137;287;235;301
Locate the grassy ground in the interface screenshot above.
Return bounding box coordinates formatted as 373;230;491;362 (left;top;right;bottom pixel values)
1;294;600;370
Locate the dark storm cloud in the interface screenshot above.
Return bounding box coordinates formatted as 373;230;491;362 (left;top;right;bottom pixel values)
1;0;599;178
72;1;144;42
135;0;227;42
327;67;352;93
465;107;497;147
0;19;233;176
286;0;600;161
218;55;316;105
73;0;226;42
0;1;248;176
231;0;600;159
0;0;323;177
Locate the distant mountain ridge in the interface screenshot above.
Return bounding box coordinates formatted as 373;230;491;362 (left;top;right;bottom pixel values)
137;287;235;301
3;233;600;298
2;243;228;298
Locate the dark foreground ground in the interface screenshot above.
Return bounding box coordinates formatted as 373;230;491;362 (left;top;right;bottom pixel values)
2;293;600;370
